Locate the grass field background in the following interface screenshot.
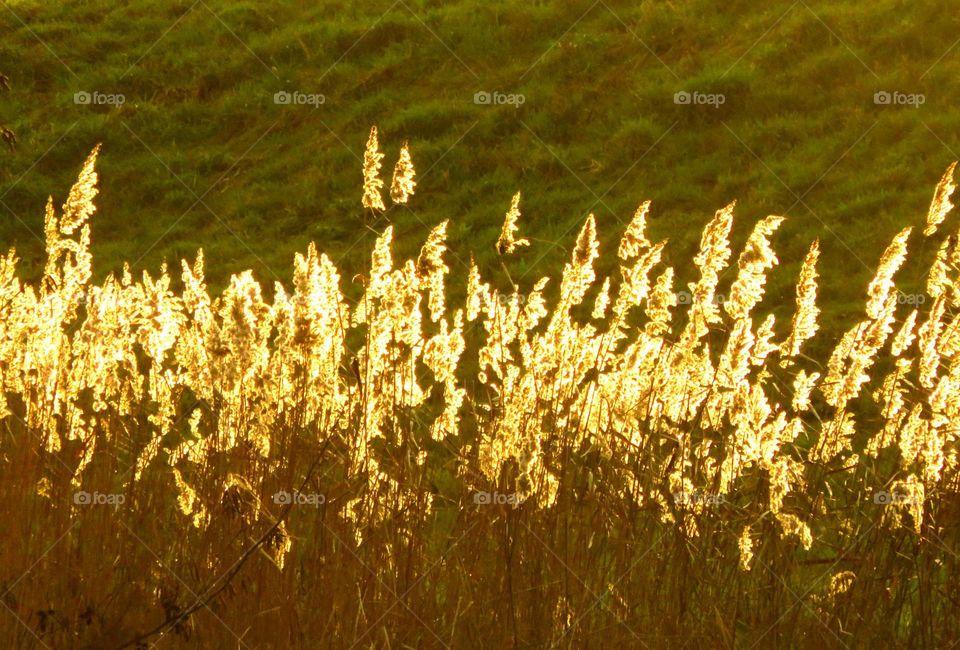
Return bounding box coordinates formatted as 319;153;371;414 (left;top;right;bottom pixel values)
2;0;959;336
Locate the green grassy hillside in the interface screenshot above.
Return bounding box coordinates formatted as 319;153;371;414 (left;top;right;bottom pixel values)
2;0;959;337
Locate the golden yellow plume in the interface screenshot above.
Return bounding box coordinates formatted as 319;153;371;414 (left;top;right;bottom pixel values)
683;201;735;341
390;142;416;204
362;126;386;211
781;239;820;360
59;144;102;235
923;161;957;236
866;228;911;320
618;201;652;260
725;215;783;321
496;192;529;255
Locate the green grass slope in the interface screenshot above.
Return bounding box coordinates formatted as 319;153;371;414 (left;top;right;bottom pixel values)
1;0;959;337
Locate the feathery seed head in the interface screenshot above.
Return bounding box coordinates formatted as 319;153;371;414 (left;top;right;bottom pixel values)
390;142;417;204
362;126;386;211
